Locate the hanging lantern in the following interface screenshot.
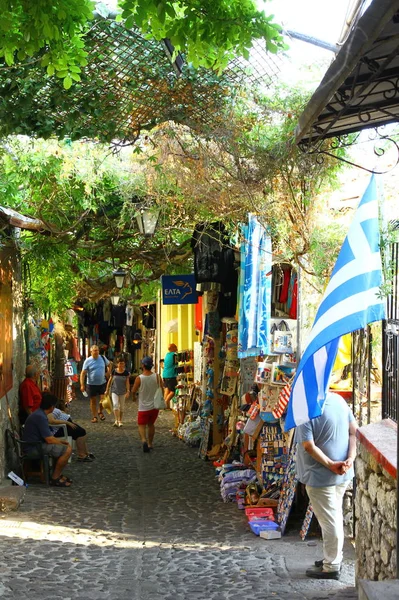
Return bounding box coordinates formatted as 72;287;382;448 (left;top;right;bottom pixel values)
135;203;160;236
113;267;127;289
110;294;120;306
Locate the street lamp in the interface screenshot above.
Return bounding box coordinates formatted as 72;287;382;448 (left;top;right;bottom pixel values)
113;267;127;289
135;203;160;236
110;294;120;306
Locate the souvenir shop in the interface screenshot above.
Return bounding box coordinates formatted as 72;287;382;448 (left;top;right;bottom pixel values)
74;299;157;373
25;300;157;407
172;216;314;539
25;313;80;406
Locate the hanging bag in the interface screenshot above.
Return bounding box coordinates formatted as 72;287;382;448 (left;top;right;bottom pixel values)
272;320;294;354
154;374;166;410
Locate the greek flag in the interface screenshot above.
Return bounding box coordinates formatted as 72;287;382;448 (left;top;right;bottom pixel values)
285;175;386;430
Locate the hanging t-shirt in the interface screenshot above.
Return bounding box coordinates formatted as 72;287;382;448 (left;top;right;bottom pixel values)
279;267;291;304
113;304;126;329
191;222;235;285
288;273;298;319
103;299;112;324
126;305;134;327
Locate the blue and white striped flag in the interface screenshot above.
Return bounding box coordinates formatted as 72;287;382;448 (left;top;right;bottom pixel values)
285;175;386;430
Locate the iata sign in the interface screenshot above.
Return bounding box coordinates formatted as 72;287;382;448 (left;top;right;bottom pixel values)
161;274;198;305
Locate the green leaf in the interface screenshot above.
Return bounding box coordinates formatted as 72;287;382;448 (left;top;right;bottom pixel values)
165;4;176;18
47;64;55;76
4;50;14;66
158;7;166;25
125;15;135;29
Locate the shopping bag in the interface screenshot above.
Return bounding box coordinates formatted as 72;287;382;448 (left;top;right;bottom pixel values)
273;320;293;354
154;387;166;410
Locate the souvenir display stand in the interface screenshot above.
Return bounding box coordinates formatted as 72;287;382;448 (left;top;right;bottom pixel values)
171;349;195;430
26;315;54;390
211;298;302;537
257;421;290;500
167;243;309;540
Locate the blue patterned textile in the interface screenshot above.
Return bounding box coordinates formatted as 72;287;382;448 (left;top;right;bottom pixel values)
238;214;272;358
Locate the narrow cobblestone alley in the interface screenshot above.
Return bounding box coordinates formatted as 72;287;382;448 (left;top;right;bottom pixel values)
0;398;358;600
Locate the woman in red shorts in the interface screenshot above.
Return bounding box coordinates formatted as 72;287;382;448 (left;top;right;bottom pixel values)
131;356;163;452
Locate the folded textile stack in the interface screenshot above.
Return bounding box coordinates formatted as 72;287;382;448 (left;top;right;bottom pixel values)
219;467;257;503
178;417;203;446
216;462;247;480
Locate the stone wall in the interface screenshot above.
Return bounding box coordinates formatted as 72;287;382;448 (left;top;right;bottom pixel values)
355;428;397;581
343;481;354;538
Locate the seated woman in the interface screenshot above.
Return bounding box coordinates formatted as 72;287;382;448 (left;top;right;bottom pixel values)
43;392;94;463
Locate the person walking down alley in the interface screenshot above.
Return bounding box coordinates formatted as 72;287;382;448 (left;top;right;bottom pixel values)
162;343;177;410
80;345;110;423
131;356;163;452
106;357;130;427
19;365;43;424
295;391;357;580
22;393;72;487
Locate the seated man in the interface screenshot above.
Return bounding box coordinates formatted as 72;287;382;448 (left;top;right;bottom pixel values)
19;365;42;424
46;397;94;463
22;393;73;487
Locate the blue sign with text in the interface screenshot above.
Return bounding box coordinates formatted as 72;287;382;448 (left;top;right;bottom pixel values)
161;274;198;305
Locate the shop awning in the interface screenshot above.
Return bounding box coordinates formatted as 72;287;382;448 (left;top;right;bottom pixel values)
295;0;399;147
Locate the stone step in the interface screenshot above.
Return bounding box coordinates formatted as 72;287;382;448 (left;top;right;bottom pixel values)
358;579;399;600
0;483;26;512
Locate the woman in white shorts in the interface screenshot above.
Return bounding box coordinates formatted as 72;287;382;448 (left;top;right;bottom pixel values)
106;357;130;427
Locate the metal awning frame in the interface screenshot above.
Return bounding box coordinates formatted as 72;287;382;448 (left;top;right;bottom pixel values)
295;0;399;174
300;126;399;175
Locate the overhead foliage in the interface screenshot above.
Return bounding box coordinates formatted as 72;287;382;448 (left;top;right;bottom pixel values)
0;0;284;88
0;86;347;313
146;87;346;284
0;0;94;83
0;12;281;144
0;138;196;310
119;0;285;70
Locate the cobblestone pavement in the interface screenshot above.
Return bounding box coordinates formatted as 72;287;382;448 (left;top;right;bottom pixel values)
0;398;358;600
